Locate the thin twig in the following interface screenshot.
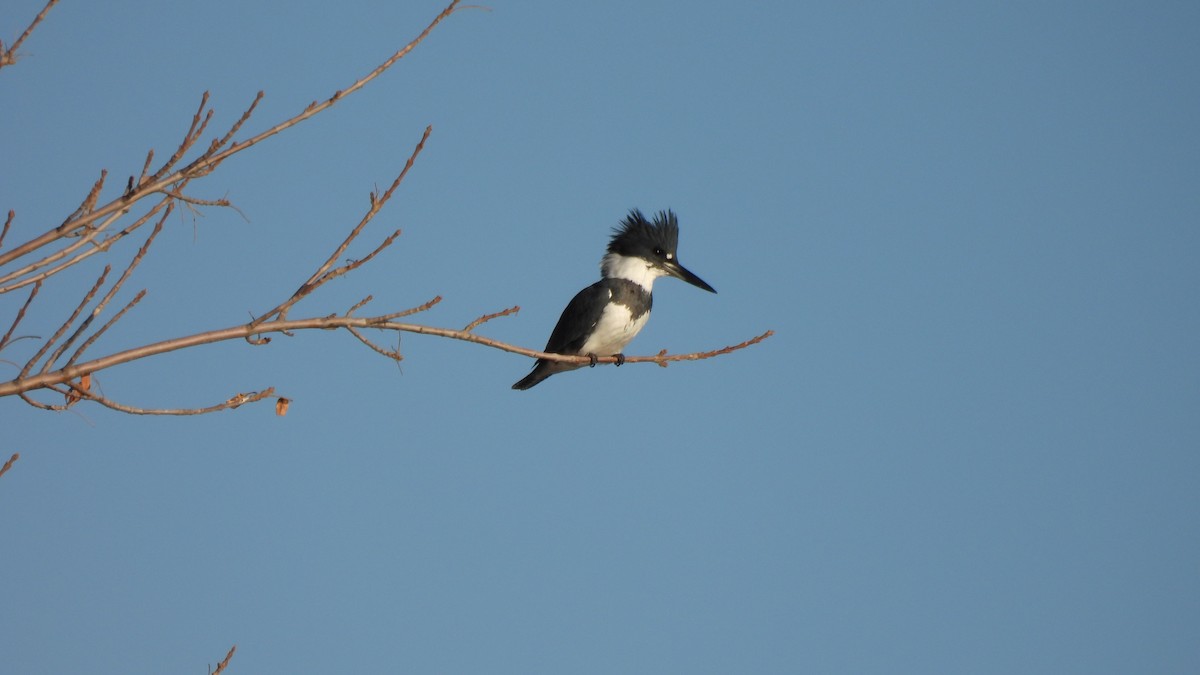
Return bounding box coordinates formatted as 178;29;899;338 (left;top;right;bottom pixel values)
0;210;13;248
81;387;276;416
346;326;403;360
135;148;155;189
32;378;276;416
346;295;374;316
212;645;237;675
318;227;403;289
0;452;18;480
23;381;83;412
213;91;265;153
637;330;775;368
0;280;40;352
376;295;442;321
56;170;107;234
188;0;461;177
463;305;520;332
18;390;56;410
161;191;230;208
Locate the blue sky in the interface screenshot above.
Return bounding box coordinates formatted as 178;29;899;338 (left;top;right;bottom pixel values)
3;1;1198;673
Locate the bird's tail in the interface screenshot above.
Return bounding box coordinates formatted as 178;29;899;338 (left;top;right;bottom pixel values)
512;361;553;390
512;359;579;390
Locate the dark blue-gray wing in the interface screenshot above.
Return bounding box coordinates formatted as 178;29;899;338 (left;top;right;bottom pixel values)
512;281;608;390
543;280;609;355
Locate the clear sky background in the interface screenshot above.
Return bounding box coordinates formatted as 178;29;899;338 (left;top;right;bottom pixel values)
3;1;1198;673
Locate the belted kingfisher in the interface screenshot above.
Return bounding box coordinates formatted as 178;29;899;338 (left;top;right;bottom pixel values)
512;208;716;390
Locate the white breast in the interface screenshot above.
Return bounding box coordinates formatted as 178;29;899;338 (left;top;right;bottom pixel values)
579;302;651;356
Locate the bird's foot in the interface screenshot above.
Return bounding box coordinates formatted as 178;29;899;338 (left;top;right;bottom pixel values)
614;353;626;367
587;353;599;368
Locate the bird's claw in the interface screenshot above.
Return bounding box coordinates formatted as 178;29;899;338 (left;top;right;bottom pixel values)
586;353;623;367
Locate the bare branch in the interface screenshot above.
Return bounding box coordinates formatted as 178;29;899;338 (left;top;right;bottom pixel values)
0;0;463;270
192;0;462;171
0;0;59;70
0;1;770;417
2;302;774;401
82;386;276;416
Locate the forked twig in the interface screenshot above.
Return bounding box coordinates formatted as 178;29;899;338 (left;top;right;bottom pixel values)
0;0;59;69
252;125;433;327
0;0;465;272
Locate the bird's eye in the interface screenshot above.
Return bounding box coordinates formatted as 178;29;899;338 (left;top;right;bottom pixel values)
654;248;665;257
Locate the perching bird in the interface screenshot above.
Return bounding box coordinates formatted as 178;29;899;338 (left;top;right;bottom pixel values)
512;208;716;390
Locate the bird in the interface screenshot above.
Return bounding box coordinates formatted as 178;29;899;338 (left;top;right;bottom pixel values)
512;208;716;390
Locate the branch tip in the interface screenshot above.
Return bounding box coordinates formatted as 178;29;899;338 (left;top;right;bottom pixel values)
463;305;520;332
0;452;19;480
212;644;237;675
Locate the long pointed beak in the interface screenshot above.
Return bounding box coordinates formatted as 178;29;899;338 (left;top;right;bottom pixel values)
664;259;717;293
